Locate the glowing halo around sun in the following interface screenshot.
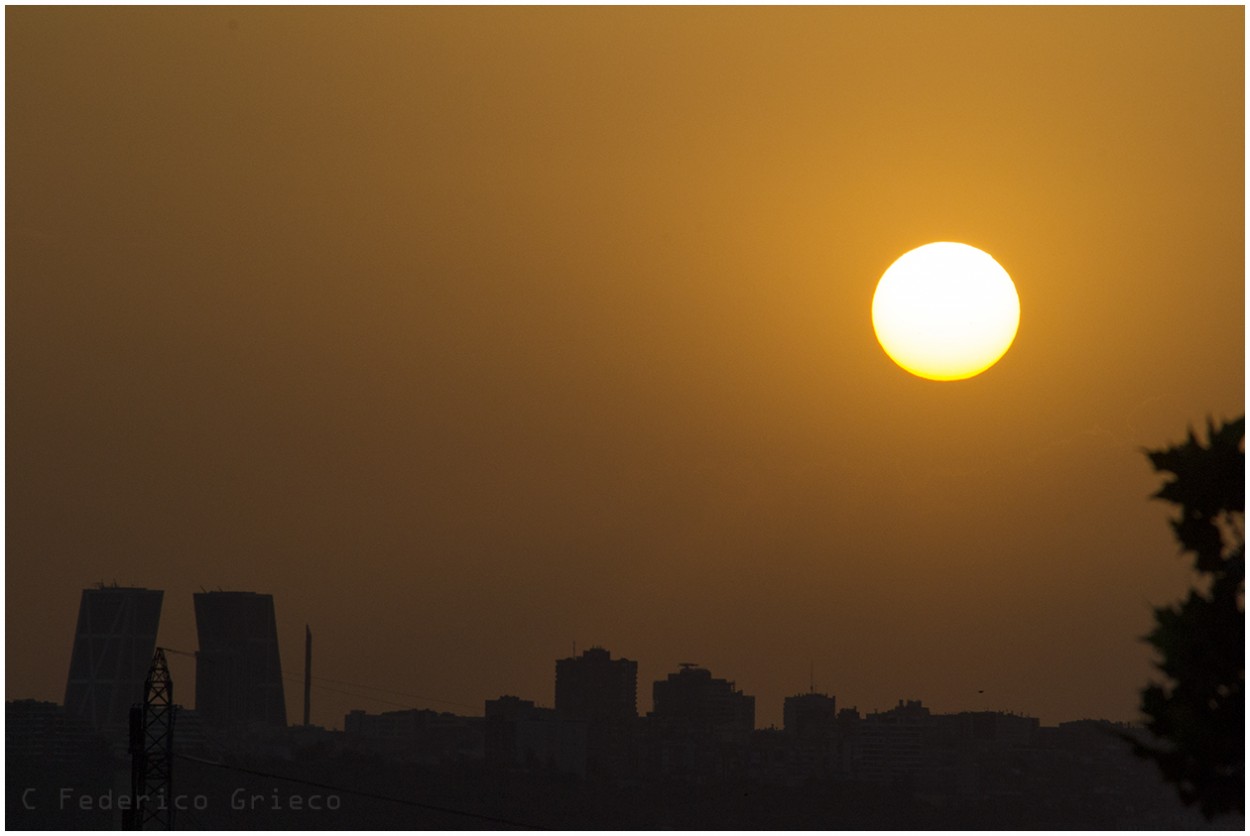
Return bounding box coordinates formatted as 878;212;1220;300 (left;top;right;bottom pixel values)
871;242;1020;381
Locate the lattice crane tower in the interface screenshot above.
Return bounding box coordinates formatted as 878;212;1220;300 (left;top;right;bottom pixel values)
124;647;176;830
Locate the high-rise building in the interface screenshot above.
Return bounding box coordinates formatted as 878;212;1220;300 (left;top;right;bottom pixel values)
555;647;638;778
63;585;163;733
651;663;755;735
194;591;286;729
645;664;756;780
555;646;637;722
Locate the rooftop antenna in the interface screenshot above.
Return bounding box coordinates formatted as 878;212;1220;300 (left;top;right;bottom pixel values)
810;660;815;694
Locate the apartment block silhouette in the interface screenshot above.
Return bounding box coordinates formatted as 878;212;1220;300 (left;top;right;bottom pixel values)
555;646;637;721
555;646;638;778
651;663;755;736
783;692;837;738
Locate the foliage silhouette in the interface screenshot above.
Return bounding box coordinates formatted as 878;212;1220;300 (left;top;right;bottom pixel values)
1132;416;1244;819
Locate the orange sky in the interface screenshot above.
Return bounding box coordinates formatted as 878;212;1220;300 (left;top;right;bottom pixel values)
6;6;1243;729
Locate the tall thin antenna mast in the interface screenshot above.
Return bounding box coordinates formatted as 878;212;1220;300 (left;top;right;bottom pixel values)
303;625;312;727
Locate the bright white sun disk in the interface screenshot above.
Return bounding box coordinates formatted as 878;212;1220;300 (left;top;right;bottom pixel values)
872;242;1020;381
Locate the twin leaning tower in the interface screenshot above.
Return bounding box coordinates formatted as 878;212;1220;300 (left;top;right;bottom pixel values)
62;585;287;736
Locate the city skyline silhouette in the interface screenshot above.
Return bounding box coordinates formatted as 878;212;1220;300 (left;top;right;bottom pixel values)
29;581;1170;732
27;581;1231;736
8;589;1238;828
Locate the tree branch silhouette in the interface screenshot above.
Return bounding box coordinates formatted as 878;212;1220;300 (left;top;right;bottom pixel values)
1132;415;1244;819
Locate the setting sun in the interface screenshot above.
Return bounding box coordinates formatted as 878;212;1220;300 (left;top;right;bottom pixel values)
872;242;1020;381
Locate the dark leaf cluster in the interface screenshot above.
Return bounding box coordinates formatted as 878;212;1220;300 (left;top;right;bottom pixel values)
1133;416;1244;820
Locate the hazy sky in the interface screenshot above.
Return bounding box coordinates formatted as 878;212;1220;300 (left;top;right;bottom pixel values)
7;6;1243;729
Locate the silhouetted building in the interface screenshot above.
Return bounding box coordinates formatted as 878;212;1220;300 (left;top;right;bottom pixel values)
6;699;117;830
783;692;837;738
930;710;1039;748
857;698;930;780
555;646;637;720
7;699;99;765
343;707;484;764
645;664;755;781
651;663;755;736
555;646;637;779
193;591;286;729
831;706;863;774
1052;718;1137;753
63;584;163;734
748;725;843;787
171;707;210;756
484;696;586;777
747;692;843;785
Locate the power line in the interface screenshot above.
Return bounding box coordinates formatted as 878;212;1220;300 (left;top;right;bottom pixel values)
173;753;540;829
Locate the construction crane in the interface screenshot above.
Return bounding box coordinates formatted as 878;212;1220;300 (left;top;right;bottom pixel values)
124;648;176;830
